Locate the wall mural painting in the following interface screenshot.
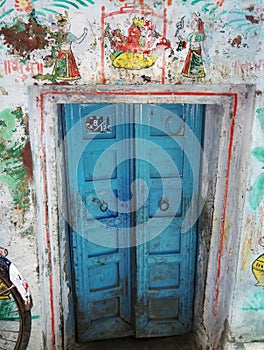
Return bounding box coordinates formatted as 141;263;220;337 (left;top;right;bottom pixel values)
52;12;87;81
102;2;171;84
0;107;31;221
102;2;210;83
175;12;206;79
0;0;92;82
108;16;169;70
0;0;96;21
225;3;263;39
35;11;88;82
0;10;49;60
0;0;261;83
0;9;88;82
182;0;224;15
179;0;263;55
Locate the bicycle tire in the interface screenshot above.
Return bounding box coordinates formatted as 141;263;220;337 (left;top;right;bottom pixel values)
0;268;32;350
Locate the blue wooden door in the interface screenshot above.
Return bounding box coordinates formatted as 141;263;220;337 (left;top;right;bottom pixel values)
63;104;134;341
134;104;203;337
62;103;204;342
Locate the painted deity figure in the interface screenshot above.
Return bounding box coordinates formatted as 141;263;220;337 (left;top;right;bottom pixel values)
109;17;157;70
52;12;88;81
181;12;206;79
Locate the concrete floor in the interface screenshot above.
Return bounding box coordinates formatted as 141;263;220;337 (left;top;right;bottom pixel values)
75;333;200;350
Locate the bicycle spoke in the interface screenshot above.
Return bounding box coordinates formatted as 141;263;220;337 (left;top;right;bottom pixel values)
0;338;16;343
0;328;19;332
0;266;31;349
0;285;14;296
0;294;20;348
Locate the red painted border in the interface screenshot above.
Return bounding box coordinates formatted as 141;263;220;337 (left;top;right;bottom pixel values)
214;116;235;317
39;89;237;349
39;94;55;350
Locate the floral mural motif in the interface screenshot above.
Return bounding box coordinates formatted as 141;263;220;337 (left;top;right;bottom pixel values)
0;107;31;219
180;0;263;40
225;4;264;38
181;0;225;15
0;0;96;20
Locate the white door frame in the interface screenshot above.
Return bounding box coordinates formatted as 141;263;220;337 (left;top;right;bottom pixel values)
28;84;255;350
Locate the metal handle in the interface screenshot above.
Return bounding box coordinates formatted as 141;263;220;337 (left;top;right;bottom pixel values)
100;201;108;212
159;198;169;212
92;198;109;212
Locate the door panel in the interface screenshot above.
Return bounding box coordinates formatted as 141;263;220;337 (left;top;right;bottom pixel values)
134;104;203;337
62;103;204;342
63;104;133;341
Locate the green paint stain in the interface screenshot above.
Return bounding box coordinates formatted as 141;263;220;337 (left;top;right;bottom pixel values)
0;299;20;321
41;7;59;14
249;107;264;210
209;6;218;15
76;0;88;7
0;297;40;321
191;0;204;5
252;147;264;163
32;314;40;319
242;291;264;311
0;8;14;20
250;173;264;210
0;0;7;8
0;108;30;218
21;225;35;238
53;4;69;9
0;109;16;141
201;2;214;12
54;0;79;9
256;108;264;134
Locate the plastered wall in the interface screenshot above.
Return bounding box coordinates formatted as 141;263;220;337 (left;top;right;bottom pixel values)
0;0;263;348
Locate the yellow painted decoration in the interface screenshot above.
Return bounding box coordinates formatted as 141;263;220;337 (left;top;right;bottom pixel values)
0;281;9;300
110;52;157;70
252;254;264;286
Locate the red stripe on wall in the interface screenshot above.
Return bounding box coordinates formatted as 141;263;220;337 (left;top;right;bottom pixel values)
40;94;55;350
214;116;235;316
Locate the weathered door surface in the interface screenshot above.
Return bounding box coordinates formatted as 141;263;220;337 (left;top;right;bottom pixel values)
62;103;204;342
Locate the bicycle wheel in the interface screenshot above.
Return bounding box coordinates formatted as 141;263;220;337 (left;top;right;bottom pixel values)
0;270;31;350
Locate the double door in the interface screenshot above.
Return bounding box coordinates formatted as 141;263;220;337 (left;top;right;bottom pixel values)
62;103;204;342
